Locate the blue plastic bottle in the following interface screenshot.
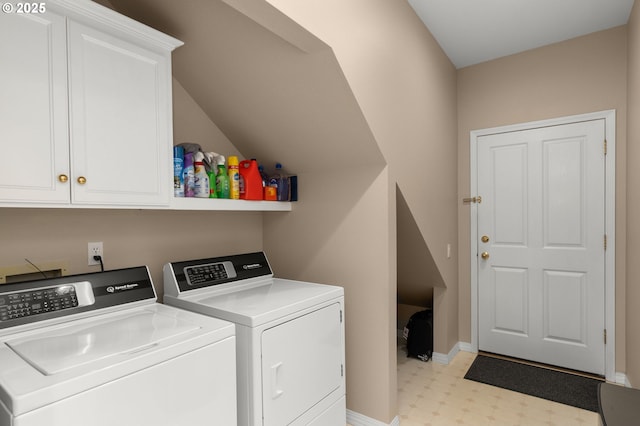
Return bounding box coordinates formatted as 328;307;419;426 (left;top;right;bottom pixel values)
269;163;289;201
173;146;184;197
258;165;269;188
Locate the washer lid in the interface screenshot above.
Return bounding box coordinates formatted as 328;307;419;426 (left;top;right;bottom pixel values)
184;278;344;327
6;310;199;375
0;303;235;416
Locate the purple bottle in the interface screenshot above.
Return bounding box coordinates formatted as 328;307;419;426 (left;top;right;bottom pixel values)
183;152;195;197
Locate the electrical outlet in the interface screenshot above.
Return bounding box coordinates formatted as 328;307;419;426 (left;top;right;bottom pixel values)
88;242;103;266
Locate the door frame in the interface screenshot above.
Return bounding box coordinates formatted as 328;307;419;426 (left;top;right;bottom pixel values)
469;110;616;381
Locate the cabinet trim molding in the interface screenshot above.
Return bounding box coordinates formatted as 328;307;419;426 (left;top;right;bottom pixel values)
49;0;183;52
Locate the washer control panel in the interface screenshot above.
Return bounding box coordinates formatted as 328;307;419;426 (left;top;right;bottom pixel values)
0;267;156;331
184;261;237;287
0;282;94;322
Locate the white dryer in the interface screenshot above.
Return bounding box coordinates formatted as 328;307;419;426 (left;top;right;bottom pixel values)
0;266;237;426
163;252;346;426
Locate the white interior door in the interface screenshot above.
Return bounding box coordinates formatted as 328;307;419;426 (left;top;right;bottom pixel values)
476;119;606;375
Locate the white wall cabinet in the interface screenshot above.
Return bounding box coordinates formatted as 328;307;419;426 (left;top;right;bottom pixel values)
0;0;182;208
0;8;70;204
0;1;291;212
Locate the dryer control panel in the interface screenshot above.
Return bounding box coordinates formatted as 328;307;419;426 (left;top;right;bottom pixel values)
184;261;237;287
166;252;273;294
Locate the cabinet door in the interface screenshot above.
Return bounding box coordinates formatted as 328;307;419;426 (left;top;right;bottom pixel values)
0;11;70;203
67;20;171;206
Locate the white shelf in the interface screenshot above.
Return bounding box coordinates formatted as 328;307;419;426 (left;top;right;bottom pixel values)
0;197;293;211
170;197;292;211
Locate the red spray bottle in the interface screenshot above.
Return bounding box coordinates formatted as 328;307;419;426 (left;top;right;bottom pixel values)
239;159;263;200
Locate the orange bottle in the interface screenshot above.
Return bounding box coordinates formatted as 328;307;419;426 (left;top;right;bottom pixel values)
239;159;263;200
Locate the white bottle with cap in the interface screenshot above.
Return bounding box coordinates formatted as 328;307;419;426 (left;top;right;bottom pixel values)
193;152;210;198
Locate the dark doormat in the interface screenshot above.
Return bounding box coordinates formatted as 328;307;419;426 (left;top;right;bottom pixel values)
464;354;603;412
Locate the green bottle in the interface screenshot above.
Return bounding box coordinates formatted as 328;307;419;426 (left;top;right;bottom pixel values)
208;169;218;198
216;163;230;198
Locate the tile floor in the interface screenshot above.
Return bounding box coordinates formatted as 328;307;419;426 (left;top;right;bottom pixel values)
396;345;601;426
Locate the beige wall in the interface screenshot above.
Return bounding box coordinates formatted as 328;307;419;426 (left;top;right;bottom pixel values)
263;0;458;422
626;1;640;386
457;26;628;371
0;208;262;297
172;78;243;158
263;0;458;289
264;166;395;422
397;187;439;308
0;74;262;299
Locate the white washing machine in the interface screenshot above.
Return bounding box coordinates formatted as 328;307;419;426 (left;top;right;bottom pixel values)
0;266;237;426
163;252;346;426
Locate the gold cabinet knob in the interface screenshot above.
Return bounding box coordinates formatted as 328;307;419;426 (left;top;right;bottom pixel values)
481;235;490;243
481;251;490;260
77;176;87;185
58;174;68;183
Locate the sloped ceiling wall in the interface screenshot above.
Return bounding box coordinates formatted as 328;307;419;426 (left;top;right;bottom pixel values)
105;0;446;300
397;186;442;307
107;0;385;174
260;0;459;291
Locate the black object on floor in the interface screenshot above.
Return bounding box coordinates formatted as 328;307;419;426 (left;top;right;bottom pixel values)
464;354;603;412
406;309;433;361
598;382;640;425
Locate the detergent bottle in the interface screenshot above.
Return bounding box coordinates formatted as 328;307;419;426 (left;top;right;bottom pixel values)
193;152;209;198
228;156;240;199
239;159;263;200
258;164;269;187
215;155;230;199
173;146;184;197
204;152;218;198
269;163;289;201
182;152;195;197
208;169;218;198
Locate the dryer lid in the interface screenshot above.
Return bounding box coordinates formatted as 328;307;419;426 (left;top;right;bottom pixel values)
6;310;199;375
188;278;343;327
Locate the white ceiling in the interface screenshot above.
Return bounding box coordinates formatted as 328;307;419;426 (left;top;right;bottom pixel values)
408;0;635;69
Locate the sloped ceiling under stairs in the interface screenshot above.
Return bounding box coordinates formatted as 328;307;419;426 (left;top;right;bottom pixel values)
397;187;442;307
105;0;442;306
107;0;385;173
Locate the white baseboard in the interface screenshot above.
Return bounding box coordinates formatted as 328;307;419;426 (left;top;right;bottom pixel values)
458;341;475;353
614;372;631;387
347;410;399;426
432;341;469;365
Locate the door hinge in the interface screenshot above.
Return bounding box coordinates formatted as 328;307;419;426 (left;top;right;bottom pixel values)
604;234;607;251
604;329;607;345
341;364;344;377
340;310;343;323
604;139;607;156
